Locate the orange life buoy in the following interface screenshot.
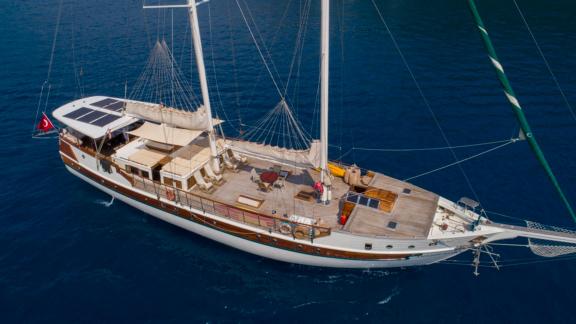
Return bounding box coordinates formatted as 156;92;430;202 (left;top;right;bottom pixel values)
279;223;292;235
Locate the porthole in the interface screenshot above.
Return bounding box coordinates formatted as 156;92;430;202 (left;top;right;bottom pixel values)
364;243;373;250
408;245;415;249
386;245;393;249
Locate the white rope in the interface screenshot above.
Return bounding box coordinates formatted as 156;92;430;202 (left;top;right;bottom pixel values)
370;0;484;205
130;40;201;110
403;139;517;181
235;0;284;98
512;0;576;123
353;138;518;152
32;0;64;135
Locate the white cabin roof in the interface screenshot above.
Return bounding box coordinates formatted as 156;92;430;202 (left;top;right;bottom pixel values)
52;96;138;139
127;121;202;147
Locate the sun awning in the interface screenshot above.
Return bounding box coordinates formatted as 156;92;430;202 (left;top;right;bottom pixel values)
161;147;212;177
128;122;202;147
128;148;168;168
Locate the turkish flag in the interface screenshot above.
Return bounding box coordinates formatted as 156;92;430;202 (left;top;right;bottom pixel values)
37;112;55;132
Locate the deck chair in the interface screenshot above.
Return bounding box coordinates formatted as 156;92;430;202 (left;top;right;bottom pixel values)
250;168;259;182
228;149;247;164
273;176;285;189
258;181;272;192
203;163;223;184
193;171;214;192
222;152;239;171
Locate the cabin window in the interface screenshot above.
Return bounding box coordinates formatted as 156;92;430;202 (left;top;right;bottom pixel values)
386;245;393;249
173;180;182;189
164;177;173;186
408;245;415;249
126;165;132;173
364;243;372;250
187;176;197;189
368;199;379;209
141;170;149;179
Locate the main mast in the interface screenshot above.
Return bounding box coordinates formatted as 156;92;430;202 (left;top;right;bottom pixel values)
320;0;331;203
187;0;220;173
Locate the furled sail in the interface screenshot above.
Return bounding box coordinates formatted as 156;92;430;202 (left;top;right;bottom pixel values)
125;101;222;131
227;139;321;169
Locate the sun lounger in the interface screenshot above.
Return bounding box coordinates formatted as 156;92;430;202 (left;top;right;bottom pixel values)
203;163;223;184
193;170;214;192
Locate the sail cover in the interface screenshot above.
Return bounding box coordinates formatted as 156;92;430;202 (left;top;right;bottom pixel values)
128;122;202;147
227;139;321;169
125;101;222;131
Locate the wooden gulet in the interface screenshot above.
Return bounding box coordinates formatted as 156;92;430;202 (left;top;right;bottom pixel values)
44;0;576;271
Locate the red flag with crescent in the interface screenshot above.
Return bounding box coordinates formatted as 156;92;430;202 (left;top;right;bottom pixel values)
37;112;55;132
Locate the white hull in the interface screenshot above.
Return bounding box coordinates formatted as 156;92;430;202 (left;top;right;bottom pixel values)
66;166;463;268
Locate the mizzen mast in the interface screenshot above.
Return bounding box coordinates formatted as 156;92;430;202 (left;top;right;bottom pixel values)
319;0;331;203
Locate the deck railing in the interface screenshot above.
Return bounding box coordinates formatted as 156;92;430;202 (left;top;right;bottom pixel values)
130;173;331;242
61;134;331;241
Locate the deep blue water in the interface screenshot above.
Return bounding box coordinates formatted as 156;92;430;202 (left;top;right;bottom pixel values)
2;0;576;322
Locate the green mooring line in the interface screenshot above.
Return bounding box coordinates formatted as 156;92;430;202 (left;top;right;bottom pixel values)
467;0;576;223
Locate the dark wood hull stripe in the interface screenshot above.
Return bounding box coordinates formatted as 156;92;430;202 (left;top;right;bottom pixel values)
60;152;414;262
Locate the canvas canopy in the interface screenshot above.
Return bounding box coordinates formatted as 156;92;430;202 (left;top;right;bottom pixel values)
161;147;212;177
128;148;167;168
128;122;202;147
125;102;223;131
227;140;321;169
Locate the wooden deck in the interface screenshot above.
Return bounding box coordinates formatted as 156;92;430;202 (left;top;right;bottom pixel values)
191;158;349;228
189;156;439;239
342;173;439;238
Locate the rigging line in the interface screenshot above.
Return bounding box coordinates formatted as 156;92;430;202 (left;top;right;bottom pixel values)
32;83;46;134
370;0;483;205
284;0;311;97
225;2;243;133
512;0;576;123
208;3;239;133
497;256;576;268
488;243;530;247
234;0;284;98
403;139;517;182
353;138;519;152
45;0;64;84
242;0;290;96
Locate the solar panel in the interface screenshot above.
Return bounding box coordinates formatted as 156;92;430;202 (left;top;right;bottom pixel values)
77;110;107;123
92;98;118;108
90;114;121;127
63;107;93;119
103;101;125;112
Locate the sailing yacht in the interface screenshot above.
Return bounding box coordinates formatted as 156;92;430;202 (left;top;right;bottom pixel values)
45;0;576;271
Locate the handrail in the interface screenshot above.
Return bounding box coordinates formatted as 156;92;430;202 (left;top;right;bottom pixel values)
61;133;332;241
130;173;331;241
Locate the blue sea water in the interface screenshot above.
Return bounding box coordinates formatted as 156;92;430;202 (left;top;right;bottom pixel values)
1;0;576;322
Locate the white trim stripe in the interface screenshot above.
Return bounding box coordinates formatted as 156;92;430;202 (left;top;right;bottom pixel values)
490;57;504;73
505;91;522;109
